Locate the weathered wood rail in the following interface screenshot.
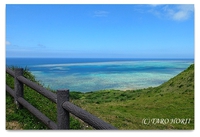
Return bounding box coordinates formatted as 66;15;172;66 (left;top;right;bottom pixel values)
6;68;117;130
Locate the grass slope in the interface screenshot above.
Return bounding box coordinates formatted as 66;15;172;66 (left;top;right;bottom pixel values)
71;64;194;129
6;64;194;130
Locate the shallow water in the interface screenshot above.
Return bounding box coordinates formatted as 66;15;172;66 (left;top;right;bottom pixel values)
6;58;194;92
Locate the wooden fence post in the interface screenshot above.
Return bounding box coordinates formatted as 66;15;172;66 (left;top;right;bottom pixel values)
57;89;70;129
14;68;24;109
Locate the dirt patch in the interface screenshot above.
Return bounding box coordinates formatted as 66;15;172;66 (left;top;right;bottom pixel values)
6;121;23;130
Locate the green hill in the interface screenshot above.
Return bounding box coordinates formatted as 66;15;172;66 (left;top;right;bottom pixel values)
6;64;194;130
71;64;194;129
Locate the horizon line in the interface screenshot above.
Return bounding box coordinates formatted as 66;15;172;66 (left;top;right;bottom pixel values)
6;57;194;59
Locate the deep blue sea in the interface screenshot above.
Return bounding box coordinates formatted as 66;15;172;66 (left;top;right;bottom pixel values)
6;58;194;92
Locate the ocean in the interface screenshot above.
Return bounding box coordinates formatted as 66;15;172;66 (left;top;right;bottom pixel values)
6;58;194;92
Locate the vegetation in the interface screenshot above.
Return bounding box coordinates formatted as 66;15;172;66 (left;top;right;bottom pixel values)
6;67;89;130
6;64;194;130
71;64;194;129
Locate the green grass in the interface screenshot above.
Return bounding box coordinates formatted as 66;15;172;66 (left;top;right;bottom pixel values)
6;64;194;130
6;67;90;130
71;64;194;129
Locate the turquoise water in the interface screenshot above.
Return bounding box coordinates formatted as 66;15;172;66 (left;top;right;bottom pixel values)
6;58;194;92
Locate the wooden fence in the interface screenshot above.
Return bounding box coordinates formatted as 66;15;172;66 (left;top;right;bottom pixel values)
6;68;117;130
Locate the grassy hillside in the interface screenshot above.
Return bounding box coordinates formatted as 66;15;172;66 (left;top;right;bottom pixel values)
6;64;194;130
71;64;194;129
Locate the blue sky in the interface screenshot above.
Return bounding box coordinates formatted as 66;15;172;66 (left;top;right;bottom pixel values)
6;4;194;58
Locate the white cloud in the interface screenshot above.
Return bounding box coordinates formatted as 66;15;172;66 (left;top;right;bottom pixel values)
172;5;194;21
93;10;109;17
6;41;11;46
149;4;194;21
150;4;163;7
173;10;189;20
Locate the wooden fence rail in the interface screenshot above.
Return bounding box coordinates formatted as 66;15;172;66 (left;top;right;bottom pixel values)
6;68;117;130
